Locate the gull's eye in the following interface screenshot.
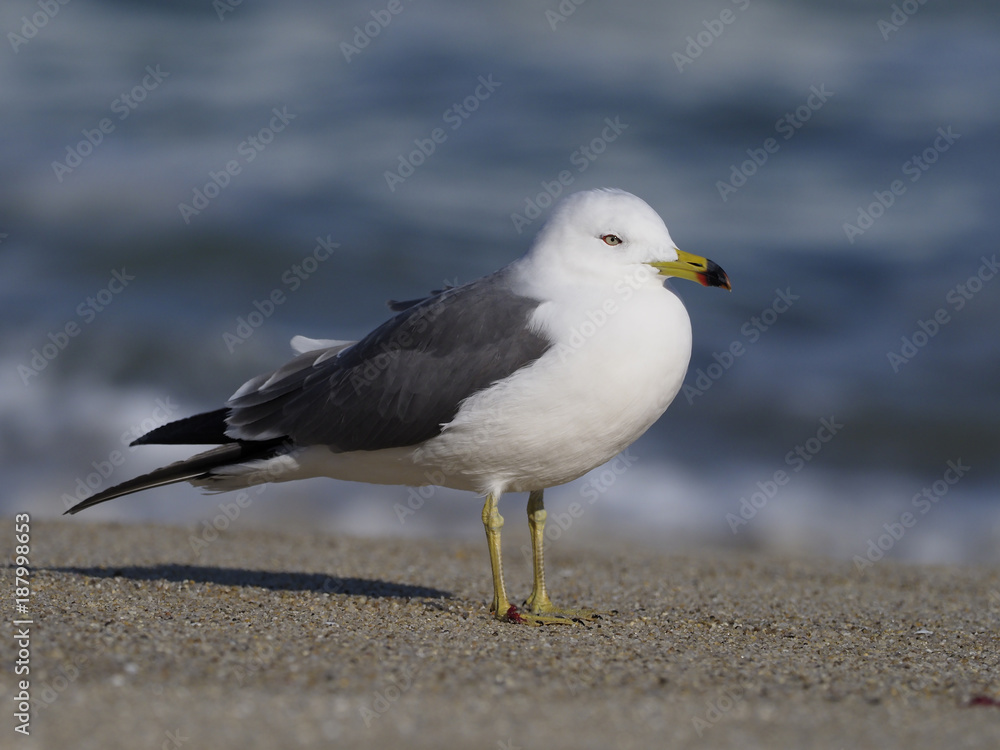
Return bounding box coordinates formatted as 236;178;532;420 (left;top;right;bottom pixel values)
601;234;623;246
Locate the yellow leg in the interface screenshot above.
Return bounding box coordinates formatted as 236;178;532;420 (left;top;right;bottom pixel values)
482;491;611;626
482;492;516;621
522;489;609;624
525;490;554;612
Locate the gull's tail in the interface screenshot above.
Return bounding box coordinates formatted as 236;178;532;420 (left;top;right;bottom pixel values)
63;409;288;515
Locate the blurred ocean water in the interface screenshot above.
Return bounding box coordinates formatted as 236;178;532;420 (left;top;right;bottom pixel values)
1;0;997;564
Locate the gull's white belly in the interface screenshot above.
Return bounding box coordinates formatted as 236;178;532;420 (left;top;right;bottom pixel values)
415;283;693;494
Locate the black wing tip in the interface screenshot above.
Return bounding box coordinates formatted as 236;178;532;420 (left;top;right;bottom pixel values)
63;498;102;515
62;483;143;515
61;469;187;512
131;408;234;446
63;440;291;515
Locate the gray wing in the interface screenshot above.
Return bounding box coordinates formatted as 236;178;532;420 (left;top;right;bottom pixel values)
386;283;456;312
224;271;552;452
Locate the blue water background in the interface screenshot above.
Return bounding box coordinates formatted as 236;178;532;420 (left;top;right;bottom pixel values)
1;0;998;564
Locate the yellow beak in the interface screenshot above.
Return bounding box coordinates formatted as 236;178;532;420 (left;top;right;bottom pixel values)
649;249;731;290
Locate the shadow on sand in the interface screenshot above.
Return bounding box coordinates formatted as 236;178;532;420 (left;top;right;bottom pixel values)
47;564;453;600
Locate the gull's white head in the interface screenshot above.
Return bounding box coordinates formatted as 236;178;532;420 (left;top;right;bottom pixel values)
525;188;730;290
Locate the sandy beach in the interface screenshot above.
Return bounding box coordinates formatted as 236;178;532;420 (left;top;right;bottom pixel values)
4;519;999;749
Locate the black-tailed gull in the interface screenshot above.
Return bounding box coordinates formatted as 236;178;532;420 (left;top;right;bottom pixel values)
65;188;731;625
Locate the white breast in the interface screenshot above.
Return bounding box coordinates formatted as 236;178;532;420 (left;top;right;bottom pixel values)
416;276;692;495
